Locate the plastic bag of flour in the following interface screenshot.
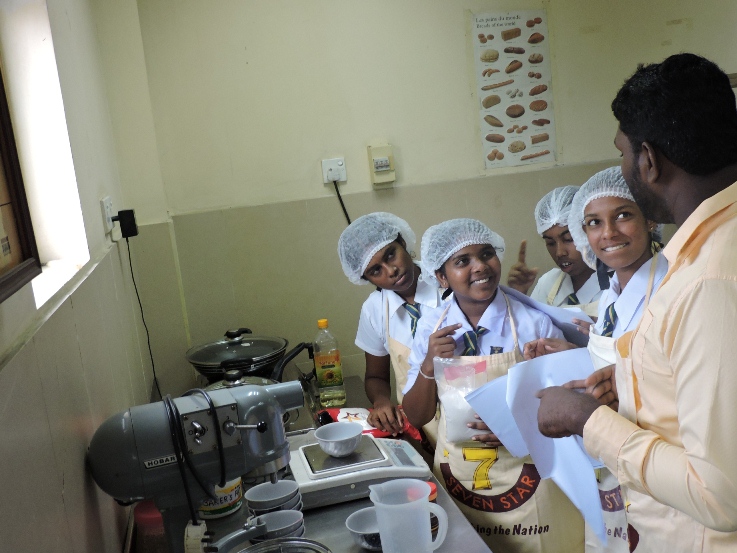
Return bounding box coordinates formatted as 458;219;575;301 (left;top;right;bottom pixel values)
434;357;488;443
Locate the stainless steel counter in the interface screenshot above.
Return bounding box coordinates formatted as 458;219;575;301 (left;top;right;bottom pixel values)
205;429;491;553
204;371;490;552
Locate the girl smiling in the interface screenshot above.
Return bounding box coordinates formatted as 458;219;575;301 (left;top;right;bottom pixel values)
402;218;582;553
568;167;667;341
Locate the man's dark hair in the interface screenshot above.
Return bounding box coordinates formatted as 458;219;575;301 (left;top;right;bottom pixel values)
611;53;737;175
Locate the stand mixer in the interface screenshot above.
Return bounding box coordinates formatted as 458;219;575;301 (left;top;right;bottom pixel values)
87;381;304;553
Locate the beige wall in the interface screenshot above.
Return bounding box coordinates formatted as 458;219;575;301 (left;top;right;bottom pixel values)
0;0;155;551
125;0;733;380
126;0;737;219
0;1;733;552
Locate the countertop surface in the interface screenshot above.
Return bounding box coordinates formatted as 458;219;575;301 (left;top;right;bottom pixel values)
204;371;491;552
205;429;491;553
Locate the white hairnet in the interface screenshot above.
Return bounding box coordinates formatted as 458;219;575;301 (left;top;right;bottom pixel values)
419;218;505;286
534;186;579;235
337;212;416;285
568;167;664;270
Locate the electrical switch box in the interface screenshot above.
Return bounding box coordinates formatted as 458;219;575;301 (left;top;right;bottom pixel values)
367;144;395;187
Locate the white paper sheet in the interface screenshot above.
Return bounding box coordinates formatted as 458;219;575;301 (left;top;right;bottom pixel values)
465;374;529;457
506;348;606;543
500;285;593;347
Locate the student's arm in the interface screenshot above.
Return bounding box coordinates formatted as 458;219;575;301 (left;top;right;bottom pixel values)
402;324;462;428
364;352;404;435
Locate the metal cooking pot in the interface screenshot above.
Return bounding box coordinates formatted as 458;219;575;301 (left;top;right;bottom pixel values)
186;328;288;383
203;342;313;390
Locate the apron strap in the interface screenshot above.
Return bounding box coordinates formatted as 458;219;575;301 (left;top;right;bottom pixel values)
384;293;390;338
432;302;453;333
500;289;521;352
547;271;567;305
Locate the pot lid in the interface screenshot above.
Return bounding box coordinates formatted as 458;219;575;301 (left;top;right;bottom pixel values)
204;370;278;391
186;330;287;368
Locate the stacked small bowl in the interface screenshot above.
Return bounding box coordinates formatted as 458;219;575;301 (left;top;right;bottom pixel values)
244;480;304;543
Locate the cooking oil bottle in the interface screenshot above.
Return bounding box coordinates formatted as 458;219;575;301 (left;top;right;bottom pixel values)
313;318;346;408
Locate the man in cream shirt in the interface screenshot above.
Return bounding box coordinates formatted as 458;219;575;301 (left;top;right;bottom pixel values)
537;53;737;552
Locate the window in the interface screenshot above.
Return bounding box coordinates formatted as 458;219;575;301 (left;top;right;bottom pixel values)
0;65;40;303
0;0;89;308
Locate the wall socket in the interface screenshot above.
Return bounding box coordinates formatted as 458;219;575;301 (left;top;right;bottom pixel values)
321;158;347;183
100;196;114;234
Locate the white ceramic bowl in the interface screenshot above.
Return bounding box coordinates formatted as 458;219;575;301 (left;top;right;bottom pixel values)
314;422;363;457
255;509;304;539
345;506;382;551
248;491;302;516
245;480;300;510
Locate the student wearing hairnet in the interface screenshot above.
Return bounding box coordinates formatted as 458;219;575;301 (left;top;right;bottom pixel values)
526;166;668;553
510;186;603;317
402;218;583;553
338;212;441;442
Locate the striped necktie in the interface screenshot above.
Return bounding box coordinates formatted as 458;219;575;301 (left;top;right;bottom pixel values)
600;303;618;338
462;326;488;356
566;293;580;305
403;302;421;338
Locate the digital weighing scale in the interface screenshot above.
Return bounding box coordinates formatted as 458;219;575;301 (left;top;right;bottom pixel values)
289;434;431;509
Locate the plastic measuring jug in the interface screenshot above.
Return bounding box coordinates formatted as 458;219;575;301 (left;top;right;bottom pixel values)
368;478;448;553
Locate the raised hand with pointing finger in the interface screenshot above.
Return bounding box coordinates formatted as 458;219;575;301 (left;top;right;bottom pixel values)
506;240;539;294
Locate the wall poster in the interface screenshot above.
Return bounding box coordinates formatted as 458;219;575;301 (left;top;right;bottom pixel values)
472;10;555;169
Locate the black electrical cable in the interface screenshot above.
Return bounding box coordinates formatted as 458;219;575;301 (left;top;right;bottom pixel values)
163;395;200;525
184;388;227;488
125;237;163;399
332;180;351;225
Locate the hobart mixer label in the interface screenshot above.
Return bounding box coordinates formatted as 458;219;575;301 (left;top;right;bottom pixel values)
144;454;177;469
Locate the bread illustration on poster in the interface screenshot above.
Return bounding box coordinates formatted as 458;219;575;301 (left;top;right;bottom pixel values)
473;9;555;168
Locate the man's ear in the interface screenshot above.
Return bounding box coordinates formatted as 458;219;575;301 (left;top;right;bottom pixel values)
436;269;449;289
639;141;661;185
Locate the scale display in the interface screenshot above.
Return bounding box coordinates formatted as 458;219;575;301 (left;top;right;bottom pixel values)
289;434;431;510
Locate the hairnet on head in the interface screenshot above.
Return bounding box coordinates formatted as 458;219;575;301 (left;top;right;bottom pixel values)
568;167;664;270
419;218;505;287
337;212;416;285
534;186;579;235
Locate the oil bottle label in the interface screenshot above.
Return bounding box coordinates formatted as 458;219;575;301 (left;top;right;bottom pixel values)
315;351;343;387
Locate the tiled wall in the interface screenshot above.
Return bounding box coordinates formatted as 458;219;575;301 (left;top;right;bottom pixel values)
0;247;153;552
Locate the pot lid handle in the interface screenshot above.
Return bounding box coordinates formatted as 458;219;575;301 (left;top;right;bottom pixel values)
224;369;244;383
224;328;252;339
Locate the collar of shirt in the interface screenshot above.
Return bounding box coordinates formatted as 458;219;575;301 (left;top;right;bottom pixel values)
577;272;603;303
445;289;507;347
663;180;737;266
382;267;440;317
613;256;654;331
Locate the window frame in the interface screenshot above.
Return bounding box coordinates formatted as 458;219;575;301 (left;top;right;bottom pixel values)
0;66;41;303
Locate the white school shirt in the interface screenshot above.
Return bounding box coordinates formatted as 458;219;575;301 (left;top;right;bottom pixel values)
403;289;564;394
592;253;669;339
530;268;603;307
354;271;442;356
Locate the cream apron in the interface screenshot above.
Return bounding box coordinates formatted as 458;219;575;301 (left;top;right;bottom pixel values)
613;252;703;553
584;253;659;553
547;271;600;319
385;298;439;448
433;291;584;552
